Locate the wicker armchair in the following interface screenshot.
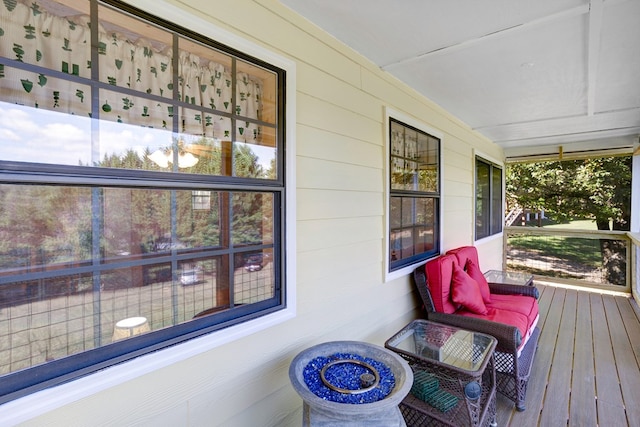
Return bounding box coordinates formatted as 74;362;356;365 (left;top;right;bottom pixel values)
413;250;540;411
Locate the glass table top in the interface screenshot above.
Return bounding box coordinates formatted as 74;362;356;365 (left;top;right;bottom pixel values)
385;320;496;373
483;269;534;286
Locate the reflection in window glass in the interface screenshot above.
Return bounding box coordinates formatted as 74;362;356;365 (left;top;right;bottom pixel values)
234;141;276;179
0;184;275;263
0;100;93;165
475;157;503;240
0;2;279;181
0;184;275;372
390;197;401;229
390;121;439;193
0;0;285;403
388;118;440;271
476;160;490;239
492;168;503;235
390;196;436;264
232;192;274;246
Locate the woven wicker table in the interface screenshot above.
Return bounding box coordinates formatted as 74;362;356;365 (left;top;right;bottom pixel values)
385;320;497;427
483;270;534;287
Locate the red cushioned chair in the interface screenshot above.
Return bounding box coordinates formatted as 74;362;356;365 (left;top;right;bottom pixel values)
413;246;540;411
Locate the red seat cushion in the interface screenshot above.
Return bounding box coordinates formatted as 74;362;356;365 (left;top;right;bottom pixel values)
456;307;530;343
451;263;488;315
487;294;540;344
488;294;539;324
425;254;459;314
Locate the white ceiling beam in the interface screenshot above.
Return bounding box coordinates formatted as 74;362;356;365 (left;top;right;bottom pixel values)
381;4;590;70
498;127;640;149
587;0;604;117
504;136;637;161
477;107;640;139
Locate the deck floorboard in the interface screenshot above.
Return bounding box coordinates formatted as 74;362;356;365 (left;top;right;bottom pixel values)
495;284;640;427
569;290;596;427
506;285;558;425
539;289;575;425
605;295;640;425
592;293;627;426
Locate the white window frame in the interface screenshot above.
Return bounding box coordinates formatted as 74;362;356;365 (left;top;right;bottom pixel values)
0;0;297;422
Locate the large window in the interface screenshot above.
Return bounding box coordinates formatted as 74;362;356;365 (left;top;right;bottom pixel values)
0;0;285;403
475;156;503;240
388;118;440;272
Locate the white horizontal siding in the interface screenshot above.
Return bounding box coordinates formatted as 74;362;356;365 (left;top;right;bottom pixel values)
297;124;383;168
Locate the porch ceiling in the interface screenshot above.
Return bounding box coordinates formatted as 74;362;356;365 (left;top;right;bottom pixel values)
280;0;640;159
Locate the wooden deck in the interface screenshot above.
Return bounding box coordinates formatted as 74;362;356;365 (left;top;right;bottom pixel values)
496;283;640;426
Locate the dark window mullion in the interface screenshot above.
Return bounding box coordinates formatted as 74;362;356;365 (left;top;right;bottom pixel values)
230;58;237;178
227;191;235;308
90;1;103;348
91;188;103;347
489;163;494;235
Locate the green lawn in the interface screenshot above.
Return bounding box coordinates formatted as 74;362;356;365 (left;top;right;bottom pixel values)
521;218;601;230
508;233;602;267
511;218;608;267
542;219;599;230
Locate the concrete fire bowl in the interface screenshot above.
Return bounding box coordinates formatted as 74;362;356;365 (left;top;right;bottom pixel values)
289;340;413;426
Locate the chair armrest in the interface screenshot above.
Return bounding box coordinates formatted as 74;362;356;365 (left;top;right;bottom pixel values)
488;283;540;299
427;312;522;352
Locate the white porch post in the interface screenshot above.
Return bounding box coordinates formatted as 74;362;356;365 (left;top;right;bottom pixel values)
631;139;640;303
632;139;640;233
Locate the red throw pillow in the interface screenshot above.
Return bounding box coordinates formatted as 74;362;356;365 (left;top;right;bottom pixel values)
465;259;492;304
451;263;488;315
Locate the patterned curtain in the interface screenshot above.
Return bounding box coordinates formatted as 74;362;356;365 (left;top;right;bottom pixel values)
0;0;262;141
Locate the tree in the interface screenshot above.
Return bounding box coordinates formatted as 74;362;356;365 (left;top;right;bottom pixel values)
507;156;632;285
577;157;632;231
507;156;632;230
0;137;270;278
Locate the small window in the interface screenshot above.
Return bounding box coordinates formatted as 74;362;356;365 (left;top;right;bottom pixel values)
388;118;441;272
475;157;503;240
0;0;286;403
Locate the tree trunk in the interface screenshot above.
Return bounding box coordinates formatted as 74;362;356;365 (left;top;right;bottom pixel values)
596;219;626;286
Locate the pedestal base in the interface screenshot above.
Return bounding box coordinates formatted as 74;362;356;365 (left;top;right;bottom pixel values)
303;402;407;427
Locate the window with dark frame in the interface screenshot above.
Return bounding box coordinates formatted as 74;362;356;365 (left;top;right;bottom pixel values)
389;118;440;272
0;0;285;403
475;156;503;240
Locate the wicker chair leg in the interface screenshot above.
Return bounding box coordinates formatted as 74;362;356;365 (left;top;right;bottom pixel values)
514;374;531;411
493;327;540;411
